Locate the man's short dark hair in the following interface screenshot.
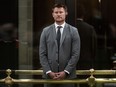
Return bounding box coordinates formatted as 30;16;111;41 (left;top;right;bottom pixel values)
52;3;67;12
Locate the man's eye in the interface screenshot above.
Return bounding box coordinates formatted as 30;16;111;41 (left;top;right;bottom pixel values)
55;12;58;14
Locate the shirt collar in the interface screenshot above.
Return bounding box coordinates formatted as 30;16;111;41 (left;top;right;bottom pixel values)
77;18;83;21
55;22;65;29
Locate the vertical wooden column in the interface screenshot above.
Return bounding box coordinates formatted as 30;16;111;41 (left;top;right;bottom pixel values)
18;0;33;87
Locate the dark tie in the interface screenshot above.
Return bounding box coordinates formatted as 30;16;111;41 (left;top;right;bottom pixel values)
56;26;62;50
56;26;62;72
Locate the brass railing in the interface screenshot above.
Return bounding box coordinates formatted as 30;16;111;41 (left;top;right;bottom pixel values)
0;69;116;87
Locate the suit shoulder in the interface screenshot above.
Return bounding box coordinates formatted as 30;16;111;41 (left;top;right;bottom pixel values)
83;22;94;29
42;24;54;32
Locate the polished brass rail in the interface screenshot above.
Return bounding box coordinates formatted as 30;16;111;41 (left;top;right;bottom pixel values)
0;69;116;87
13;79;87;84
15;70;43;75
14;69;116;75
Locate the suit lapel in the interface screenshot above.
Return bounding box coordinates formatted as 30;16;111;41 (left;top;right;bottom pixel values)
60;23;68;47
51;24;57;47
51;23;69;48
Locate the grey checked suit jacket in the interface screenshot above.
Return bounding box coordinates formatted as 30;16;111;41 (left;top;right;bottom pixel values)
39;23;80;79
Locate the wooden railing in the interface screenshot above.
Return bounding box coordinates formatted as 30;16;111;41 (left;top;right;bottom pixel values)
0;69;116;87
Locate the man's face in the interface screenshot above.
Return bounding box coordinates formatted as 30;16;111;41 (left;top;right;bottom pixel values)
52;7;67;23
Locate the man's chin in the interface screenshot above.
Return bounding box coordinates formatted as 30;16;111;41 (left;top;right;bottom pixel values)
56;20;64;23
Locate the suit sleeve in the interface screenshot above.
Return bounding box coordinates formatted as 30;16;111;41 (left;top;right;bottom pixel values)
65;28;80;73
39;29;51;73
92;27;97;68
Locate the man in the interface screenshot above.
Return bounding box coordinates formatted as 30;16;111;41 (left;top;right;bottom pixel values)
76;3;97;70
39;3;80;87
76;4;97;69
76;4;97;87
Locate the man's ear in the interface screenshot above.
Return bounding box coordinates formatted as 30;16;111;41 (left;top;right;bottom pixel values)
66;12;68;15
52;12;54;17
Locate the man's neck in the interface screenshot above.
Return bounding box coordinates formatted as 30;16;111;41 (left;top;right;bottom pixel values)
55;21;65;25
77;18;83;21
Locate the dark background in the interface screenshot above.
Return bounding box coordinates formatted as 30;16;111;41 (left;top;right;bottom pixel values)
0;0;116;87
